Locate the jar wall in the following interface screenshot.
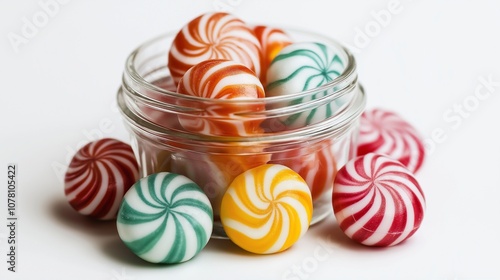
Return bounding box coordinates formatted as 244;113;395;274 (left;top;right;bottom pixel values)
117;29;366;238
122;114;360;236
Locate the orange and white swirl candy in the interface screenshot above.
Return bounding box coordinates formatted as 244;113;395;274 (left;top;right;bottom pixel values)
177;59;265;136
220;164;313;254
168;12;261;85
253;25;292;84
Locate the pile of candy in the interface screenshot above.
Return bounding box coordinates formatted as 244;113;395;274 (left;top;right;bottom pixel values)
63;12;426;264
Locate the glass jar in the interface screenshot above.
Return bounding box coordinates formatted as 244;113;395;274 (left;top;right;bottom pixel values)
117;28;366;238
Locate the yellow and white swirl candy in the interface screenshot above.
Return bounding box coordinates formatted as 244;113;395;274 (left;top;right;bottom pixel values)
220;164;312;254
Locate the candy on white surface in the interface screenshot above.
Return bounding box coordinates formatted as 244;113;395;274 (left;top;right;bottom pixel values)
64;138;139;220
117;172;213;263
332;153;426;247
221;164;312;254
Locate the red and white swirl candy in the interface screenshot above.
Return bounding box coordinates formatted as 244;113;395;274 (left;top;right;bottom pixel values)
332;153;425;246
168;12;261;85
357;108;425;173
177;59;265;136
64;138;139;220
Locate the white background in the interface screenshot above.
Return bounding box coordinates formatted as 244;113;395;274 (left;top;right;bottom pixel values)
1;0;500;279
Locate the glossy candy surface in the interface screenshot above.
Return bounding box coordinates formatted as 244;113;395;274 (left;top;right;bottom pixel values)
168;12;261;85
357;108;425;173
332;153;426;247
220;164;312;254
117;172;213;263
177;59;265;136
64;138;139;220
265;42;346;129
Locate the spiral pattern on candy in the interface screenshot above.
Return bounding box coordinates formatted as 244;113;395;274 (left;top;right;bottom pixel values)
357;108;425;173
117;172;213;264
64;138;139;220
265;42;347;129
220;164;312;254
177;59;265;136
332;153;426;247
168;12;261;85
253;25;292;84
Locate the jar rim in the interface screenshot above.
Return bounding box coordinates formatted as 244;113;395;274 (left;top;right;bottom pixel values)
117;84;366;145
124;28;358;105
118;27;366;144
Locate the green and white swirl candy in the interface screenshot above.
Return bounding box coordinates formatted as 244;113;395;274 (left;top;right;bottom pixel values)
117;172;213;264
265;42;347;129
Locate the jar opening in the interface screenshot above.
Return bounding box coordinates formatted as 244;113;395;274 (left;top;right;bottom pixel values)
124;29;358;105
118;28;366;144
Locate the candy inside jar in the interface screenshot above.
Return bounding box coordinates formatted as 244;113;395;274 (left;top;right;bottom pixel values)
117;28;366;238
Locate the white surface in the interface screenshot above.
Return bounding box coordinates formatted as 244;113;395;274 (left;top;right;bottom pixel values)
1;0;500;279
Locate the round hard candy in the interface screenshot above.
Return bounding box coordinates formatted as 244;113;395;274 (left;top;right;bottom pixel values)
253;25;292;84
357;108;425;173
116;172;213;264
64;138;139;220
265;42;347;129
269;139;337;201
177;59;265;136
332;153;426;247
220;164;312;254
168;12;261;85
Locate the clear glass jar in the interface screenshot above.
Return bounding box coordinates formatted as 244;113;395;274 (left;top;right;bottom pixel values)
117;29;366;238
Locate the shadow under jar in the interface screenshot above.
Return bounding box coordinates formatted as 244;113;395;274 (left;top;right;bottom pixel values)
117;28;366;238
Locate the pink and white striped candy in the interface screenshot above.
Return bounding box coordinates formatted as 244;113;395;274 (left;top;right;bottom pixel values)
64;138;139;220
357;108;425;173
332;153;425;247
